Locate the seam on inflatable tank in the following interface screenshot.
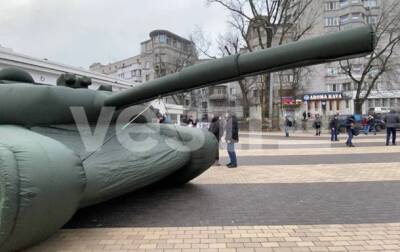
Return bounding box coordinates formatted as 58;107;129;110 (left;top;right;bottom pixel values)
0;144;21;249
234;54;241;76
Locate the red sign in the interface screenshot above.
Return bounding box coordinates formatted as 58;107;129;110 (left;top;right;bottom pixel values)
282;97;295;105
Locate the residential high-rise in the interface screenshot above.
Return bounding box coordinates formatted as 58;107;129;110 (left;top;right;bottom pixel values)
304;0;400;117
241;0;400;126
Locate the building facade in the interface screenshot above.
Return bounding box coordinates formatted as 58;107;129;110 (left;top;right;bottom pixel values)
235;0;400;127
90;30;199;123
304;0;400;118
0;45;134;90
90;30;244;122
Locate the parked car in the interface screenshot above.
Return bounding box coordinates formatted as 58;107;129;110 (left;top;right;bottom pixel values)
368;107;390;114
336;114;385;133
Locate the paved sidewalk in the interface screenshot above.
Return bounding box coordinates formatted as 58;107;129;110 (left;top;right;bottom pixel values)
27;223;400;252
25;132;400;252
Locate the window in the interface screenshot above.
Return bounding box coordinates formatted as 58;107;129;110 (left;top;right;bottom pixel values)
390;98;395;107
352;13;363;21
214;100;225;107
253;89;258;98
368;99;374;108
327;67;338;76
364;0;377;8
230;101;236;107
367;15;378;24
185;100;190;106
382;99;387;107
340;14;350;24
202;102;208;108
325;17;339;26
375;98;381;107
330;84;338;92
340;0;348;8
159;34;167;43
352;64;363;75
230;88;236;95
325;1;337;10
346;100;350;108
342;82;351;91
329;100;333;111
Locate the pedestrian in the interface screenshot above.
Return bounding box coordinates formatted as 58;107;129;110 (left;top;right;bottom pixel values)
345;115;356;147
187;116;194;127
329;115;339;141
157;113;166;123
284;116;292;137
365;115;375;135
362;116;369;135
225;112;239;168
303;111;307;121
384;109;400;146
208;116;222;166
313;114;322;136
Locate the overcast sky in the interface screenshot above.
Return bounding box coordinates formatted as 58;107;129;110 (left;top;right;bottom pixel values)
0;0;230;68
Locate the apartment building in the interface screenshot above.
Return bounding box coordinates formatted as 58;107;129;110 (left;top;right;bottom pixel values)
306;0;400;117
240;0;400;124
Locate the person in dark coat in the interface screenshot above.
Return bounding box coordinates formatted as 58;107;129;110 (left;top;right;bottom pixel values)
313;114;322;136
284;116;292;137
208;116;222;166
368;115;376;135
225;112;239;168
384;110;400;146
329;115;339;142
345;115;356;147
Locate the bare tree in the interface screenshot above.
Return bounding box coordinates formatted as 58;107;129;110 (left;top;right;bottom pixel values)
339;1;400;114
153;46;198;105
216;32;256;118
208;0;318;127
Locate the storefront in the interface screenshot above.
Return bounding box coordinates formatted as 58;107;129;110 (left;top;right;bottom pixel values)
303;92;351;117
281;96;303;120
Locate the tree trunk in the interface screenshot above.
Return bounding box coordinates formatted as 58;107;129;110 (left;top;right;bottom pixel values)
238;80;250;119
262;74;271;126
242;97;250;119
354;99;364;114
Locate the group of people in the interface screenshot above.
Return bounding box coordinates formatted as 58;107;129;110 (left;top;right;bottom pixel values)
284;110;400;147
284;113;322;137
208;113;239;168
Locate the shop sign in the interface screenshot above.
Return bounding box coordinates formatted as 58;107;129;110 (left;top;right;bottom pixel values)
303;92;343;101
282;97;302;106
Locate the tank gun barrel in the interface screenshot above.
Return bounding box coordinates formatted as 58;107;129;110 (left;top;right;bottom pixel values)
105;25;375;108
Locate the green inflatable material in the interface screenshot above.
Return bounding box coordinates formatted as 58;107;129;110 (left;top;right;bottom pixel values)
0;25;375;251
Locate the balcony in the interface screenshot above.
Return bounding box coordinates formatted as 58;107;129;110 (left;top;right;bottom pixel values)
209;93;227;100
